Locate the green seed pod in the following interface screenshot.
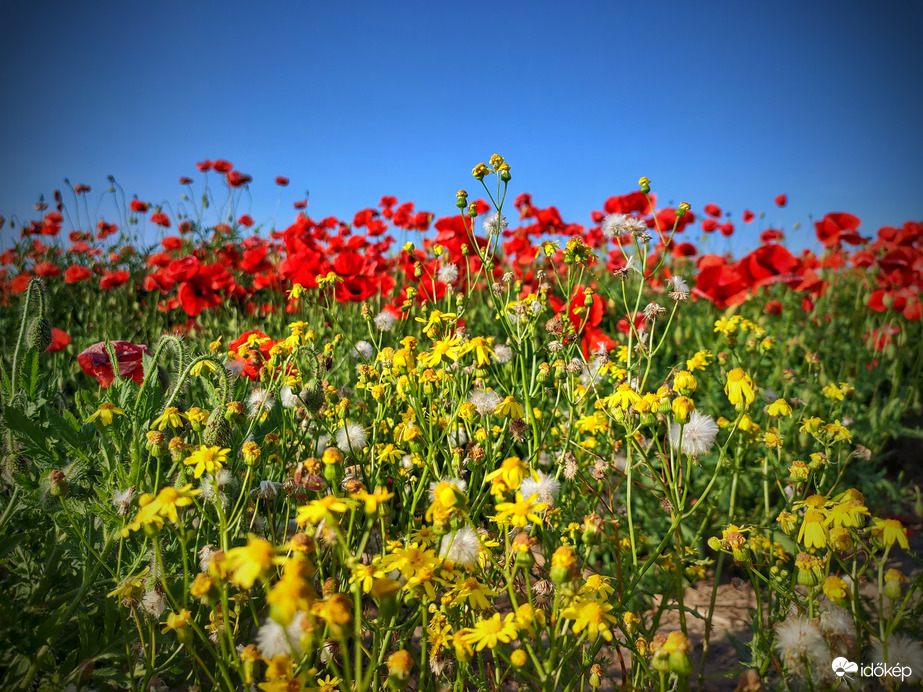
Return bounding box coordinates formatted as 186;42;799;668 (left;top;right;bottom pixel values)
203;407;230;446
301;384;325;413
27;318;52;352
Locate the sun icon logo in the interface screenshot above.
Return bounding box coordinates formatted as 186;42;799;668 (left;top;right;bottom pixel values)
832;657;859;678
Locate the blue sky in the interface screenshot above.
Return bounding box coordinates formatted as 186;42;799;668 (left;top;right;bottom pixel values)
1;1;921;254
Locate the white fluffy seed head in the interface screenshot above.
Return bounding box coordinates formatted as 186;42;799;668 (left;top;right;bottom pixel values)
352;340;374;359
374;310;396;331
669;410;719;456
520;471;561;506
439;526;481;569
469;390;502;417
437;263;459;283
336;422;368;451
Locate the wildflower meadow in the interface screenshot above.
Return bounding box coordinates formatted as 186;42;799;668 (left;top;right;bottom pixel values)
0;157;921;691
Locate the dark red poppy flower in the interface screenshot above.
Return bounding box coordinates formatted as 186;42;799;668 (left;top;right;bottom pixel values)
743;209;755;223
212;160;233;173
237;214;255;228
764;300;783;315
77;340;151;387
774;194;787;207
704;203;722;218
226;171;252;187
130;199;150;213
100;270;130;290
178;220;193;234
150;212;171;228
64;265;93;283
275;176;289;186
179;176;194;185
196;159;213;172
701;219;719;233
46;328;70;352
293;199;308;209
96;221;118;240
74;184;91;194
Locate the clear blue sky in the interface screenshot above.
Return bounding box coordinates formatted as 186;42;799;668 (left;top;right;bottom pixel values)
1;1;921;254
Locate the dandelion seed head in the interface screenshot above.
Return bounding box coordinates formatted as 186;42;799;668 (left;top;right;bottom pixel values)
374;310;396;332
520;471;561;507
437;263;459;283
669;410;719;456
352;340;374;360
439;526;481;569
336;422;368;451
468;390;502;417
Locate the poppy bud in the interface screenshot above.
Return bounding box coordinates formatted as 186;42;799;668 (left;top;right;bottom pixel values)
27;318;52;352
48;469;68;497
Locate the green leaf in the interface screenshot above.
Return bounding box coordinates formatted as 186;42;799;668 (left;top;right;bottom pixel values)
2;407;53;459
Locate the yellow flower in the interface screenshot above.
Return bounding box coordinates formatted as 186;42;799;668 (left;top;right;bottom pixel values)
420;334;463;368
562;598;618;642
797;509;828;549
379;543;441;580
349;562;384;594
353;486;394;515
151;406;183;431
494;493;548;528
511;649;528;667
190;359;218;376
184;445;229;479
824;501;869;528
208;336;223;353
459;613;518;651
608;382;642;411
451;576;498;610
315;675;341;692
85;402;126;426
182;407;209;431
822;383;847;401
673;370;697;394
671;396;695;422
463;336;496;366
870;518;909;549
822;575;849;602
416;310;456;338
425;481;466;523
296;495;352;525
222;534;282;589
685;350;713;371
494;395;525;420
766;398;792;417
287;283;305;300
724;368;755;408
485;456;527;490
121;484;200;536
161;608;191;634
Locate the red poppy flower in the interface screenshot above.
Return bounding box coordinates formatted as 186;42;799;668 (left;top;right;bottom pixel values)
74;184;91;194
64;265;93;283
212;159;233;173
275;176;289;186
100;270;130;289
96;221;118;240
179;176;194;185
150;212;171;228
764;300;783;315
77;340;151;387
161;236;182;251
196;159;213;172
130;199;150;213
237;214;255;228
226;171;252;187
46;328;70;352
719;222;734;237
34;262;61;278
743;209;755;223
293;199;308;209
760;229;785;244
227;330;274;380
774;194;787;207
704;203;722;218
604;191;655;216
815;212;864;247
701;219;719;233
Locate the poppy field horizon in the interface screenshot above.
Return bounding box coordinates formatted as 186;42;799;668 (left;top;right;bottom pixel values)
0;156;920;691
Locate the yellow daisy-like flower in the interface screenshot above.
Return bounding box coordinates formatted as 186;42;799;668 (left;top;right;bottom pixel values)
685;350;713;371
416;310;457;338
121;484;200;536
797;509;828;549
484;456;527;491
870;518;909;549
493;395;525;420
161;608;191;634
151;406;184;431
189;359;218;376
766;398;792;417
607;382;642;411
463;336;495;366
349;562;384;594
222;534;282;589
562;598;618;642
459;613;518;651
493;493;548;528
352;486;395;515
724;368;755;408
295;495;352;526
85;402;126;426
420;334;463;368
183;445;230;479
